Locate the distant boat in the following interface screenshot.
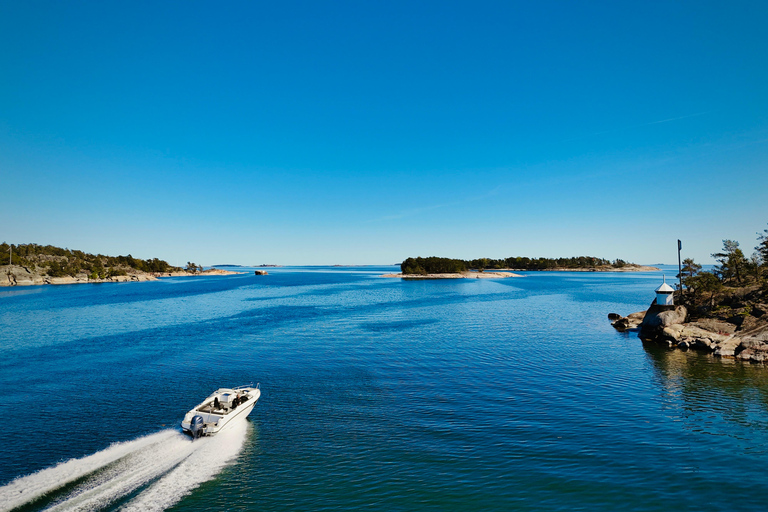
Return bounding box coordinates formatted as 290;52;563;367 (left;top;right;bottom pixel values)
181;385;260;439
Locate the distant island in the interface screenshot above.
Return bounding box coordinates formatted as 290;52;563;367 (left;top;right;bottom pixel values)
383;270;521;280
1;243;242;287
384;256;658;278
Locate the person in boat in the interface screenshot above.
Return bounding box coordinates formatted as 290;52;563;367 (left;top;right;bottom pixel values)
214;397;220;410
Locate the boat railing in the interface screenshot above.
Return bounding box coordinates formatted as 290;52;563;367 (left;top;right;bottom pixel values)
233;382;259;390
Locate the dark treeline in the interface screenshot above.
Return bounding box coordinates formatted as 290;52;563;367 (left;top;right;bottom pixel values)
0;243;181;278
401;255;624;275
401;257;468;274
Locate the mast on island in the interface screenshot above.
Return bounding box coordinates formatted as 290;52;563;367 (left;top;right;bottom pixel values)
677;239;683;297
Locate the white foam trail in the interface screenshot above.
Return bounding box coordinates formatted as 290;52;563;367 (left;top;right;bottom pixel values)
121;420;248;512
44;431;198;512
0;430;176;512
0;424;248;512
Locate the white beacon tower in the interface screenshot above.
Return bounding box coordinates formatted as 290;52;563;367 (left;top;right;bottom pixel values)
655;276;675;306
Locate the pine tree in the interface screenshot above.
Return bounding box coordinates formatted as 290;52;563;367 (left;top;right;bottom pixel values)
712;240;747;284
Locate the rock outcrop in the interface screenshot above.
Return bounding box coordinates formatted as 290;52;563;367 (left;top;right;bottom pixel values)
657;321;768;361
639;304;688;340
611;296;768;363
608;311;646;331
1;265;242;287
3;265;45;286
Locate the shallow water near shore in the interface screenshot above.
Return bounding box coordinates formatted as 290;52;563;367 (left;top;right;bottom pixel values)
2;266;768;511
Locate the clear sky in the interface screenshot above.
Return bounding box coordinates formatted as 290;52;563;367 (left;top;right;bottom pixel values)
2;1;767;266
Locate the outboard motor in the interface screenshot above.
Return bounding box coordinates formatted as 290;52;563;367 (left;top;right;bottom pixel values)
190;415;205;440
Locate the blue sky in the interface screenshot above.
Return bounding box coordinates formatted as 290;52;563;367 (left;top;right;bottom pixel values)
2;1;767;265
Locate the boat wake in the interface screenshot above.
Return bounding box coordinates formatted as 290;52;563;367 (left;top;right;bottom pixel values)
0;422;248;512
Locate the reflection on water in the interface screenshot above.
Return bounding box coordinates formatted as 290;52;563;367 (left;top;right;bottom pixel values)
644;343;768;444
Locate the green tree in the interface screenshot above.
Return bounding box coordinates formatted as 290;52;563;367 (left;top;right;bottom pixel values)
685;271;723;308
680;257;702;301
746;252;762;283
0;242;9;266
681;257;701;278
756;223;768;270
89;258;106;279
712;240;747;284
400;257;466;274
401;257;426;275
47;261;67;278
108;266;127;277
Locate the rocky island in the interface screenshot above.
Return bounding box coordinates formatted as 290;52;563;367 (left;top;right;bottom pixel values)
610;230;768;363
1;243;242;287
611;291;768;362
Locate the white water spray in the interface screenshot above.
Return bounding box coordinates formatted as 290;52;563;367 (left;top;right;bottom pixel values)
122;421;248;512
0;424;248;512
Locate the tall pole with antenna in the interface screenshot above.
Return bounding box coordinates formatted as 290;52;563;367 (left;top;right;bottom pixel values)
677;239;683;299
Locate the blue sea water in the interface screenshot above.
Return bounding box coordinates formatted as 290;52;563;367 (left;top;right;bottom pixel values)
2;266;768;511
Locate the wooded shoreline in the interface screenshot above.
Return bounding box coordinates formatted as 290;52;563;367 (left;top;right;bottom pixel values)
398;256;657;276
382;271;521;279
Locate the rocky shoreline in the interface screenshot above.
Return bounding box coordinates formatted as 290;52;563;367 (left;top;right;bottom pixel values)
382;271;521;279
610;298;768;363
1;265;244;287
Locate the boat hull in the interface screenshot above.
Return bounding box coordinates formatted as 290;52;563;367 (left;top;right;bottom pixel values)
181;385;260;437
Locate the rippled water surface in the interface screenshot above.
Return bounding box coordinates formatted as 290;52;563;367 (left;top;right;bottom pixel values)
3;267;768;511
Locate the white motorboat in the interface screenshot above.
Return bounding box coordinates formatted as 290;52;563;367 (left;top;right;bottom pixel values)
181;384;260;439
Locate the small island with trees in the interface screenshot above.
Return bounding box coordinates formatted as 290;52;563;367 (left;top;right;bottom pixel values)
384;255;657;278
0;243;242;287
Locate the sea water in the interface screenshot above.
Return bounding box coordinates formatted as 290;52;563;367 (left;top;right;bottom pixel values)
2;267;768;511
